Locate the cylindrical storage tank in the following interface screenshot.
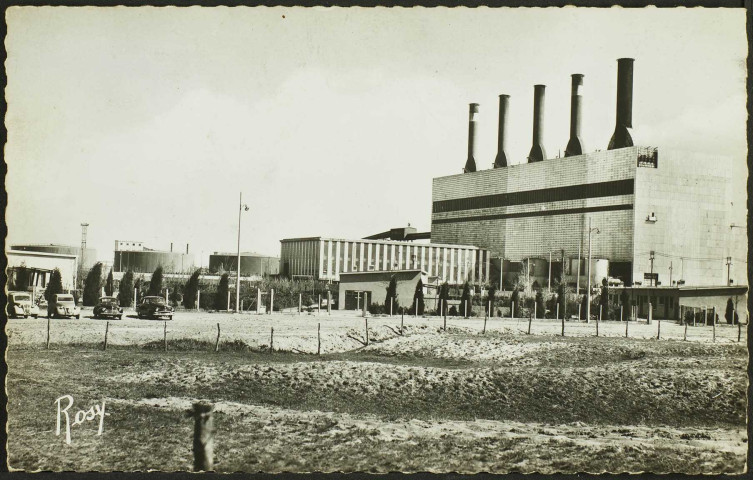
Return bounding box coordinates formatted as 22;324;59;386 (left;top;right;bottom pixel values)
591;259;610;287
114;251;194;274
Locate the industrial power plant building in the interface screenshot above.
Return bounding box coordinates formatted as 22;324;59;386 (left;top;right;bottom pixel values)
113;240;195;274
208;252;280;277
432;58;747;293
11;243;97;272
280;236;490;285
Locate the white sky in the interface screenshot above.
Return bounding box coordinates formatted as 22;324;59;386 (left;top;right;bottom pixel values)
5;7;748;265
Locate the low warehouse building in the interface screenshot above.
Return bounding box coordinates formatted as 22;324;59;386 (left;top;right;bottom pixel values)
338;269;438;311
208;252;279;277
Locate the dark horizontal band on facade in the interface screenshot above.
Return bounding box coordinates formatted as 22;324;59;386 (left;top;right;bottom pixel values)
431;203;634;225
432;178;634;213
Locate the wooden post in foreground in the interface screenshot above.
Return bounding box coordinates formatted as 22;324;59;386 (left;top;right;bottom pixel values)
104;321;109;351
46;316;51;350
596;309;600;337
738;321;742;343
189;402;214;472
400;312;404;336
270;327;274;351
365;317;369;345
683;323;687;341
197;290;201;312
317;322;321;355
527;314;532;335
483;314;487;335
299;293;302;315
318;295;321;315
561;313;565;337
164;321;168;352
657;317;661;340
626;314;629;338
712;317;716;343
270;289;275;314
215;323;220;352
327;291;331;315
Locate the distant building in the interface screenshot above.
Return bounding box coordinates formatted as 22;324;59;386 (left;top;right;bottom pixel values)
7;249;78;292
338;269;439;311
113;240;194;274
208;252;280;277
280;236;491;286
11;244;97;272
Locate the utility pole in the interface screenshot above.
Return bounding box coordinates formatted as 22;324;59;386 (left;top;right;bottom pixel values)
78;223;89;290
236;193;249;313
586;217;600;323
548;251;552;293
669;261;673;286
576;234;582;294
649;250;655;287
726;256;732;285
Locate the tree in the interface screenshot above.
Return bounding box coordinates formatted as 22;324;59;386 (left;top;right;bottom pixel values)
620;289;629;321
459;282;472;317
183;269;202;309
410;279;425;315
83;262;104;306
510;286;520;316
580;293;588;320
557;282;567;319
118;270;134;307
215;273;229;310
487;284;497;317
45;269;64;303
133;277;143;303
599;283;610;318
10;266;30;291
438;282;450;315
535;289;545;318
384;275;399;313
105;269;114;296
147;266;164;297
725;298;739;325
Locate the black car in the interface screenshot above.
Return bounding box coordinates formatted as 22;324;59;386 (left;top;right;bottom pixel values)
137;296;174;320
93;296;123;319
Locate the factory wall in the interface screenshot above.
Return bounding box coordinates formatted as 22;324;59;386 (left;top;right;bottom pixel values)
632;148;745;288
7;250;78;291
208;254;280;276
431;147;639;264
11;244;97;270
113;250;195;274
281;237;490;285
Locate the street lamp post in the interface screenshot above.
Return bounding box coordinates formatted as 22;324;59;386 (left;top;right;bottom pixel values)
236;193;249;313
586;217;600;323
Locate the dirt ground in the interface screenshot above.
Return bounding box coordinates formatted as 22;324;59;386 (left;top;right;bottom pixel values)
5;310;748;473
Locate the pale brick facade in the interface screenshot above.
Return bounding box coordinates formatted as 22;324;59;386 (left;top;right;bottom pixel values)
431;146;746;288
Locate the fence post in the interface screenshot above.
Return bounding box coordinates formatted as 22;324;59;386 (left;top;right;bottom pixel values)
240;299;244;312
738;321;742;343
692;307;696;327
599;305;602;323
270;326;274;351
327;291;331;315
626;313;629;338
556;303;560;321
704;306;708;326
657;317;661;340
620;305;623;323
400;311;404;335
596;311;599;337
163;321;168;352
684;323;687;341
189;402;214;472
104;321;109;351
257;289;262;315
466;299;470;319
390;298;393;317
512;302;515;320
197;289;201;312
443;306;447;331
46;316;51;350
561;313;565;337
712;317;716;343
578;304;582;322
483;313;487;335
365;317;369;345
534;302;537;320
362;292;368;318
166;288;169;305
648;303;653;325
226;290;230;312
415;302;418;318
318;322;321;355
318;295;321;315
133;288;137;309
299;293;302;315
215;323;220;352
270;289;275;314
527;314;532;335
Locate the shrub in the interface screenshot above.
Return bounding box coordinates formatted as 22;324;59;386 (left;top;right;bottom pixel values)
83;262;104;306
510;287;520;314
410;279;425;315
385;276;398;313
182;269;201;309
147;266;164;296
725;298;739;324
449;305;458;316
438;282;450;316
580;294;588;320
459;282;472;317
215;273;230;310
118;270;134;307
368;303;385;315
534;290;545;318
487;284;497;316
104;269;114;297
44;269;64;303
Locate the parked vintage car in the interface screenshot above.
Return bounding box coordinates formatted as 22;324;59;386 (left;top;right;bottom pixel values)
49;293;81;319
137;296;173;320
6;291;40;318
93;296;123;319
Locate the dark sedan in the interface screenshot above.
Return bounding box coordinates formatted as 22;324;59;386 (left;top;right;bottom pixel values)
93;296;123;319
137;296;174;320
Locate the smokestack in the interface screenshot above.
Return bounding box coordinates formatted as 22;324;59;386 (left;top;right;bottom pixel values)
186;244;189;254
463;103;479;173
608;58;635;150
170;242;173;252
493;95;510;168
528;85;546;163
565;74;585;157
